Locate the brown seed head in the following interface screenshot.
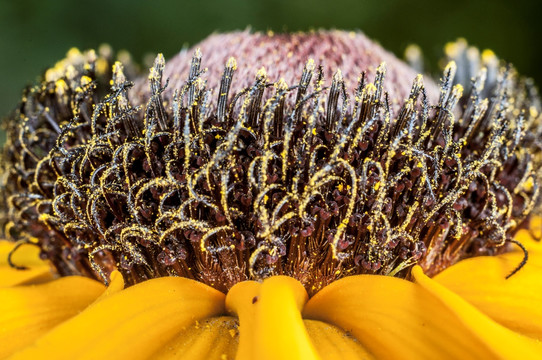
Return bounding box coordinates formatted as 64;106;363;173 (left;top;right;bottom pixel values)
2;31;541;295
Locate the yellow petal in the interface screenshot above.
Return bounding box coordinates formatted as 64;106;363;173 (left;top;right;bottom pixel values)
225;280;261;360
0;240;53;287
93;270;125;302
304;319;374;360
527;216;542;244
433;229;542;340
227;276;320;360
304;273;517;359
255;277;319;360
154;316;239;360
413;266;542;358
11;277;226;360
0;265;53;287
0;276;105;358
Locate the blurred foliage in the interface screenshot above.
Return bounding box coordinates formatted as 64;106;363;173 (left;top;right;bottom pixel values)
1;0;541;119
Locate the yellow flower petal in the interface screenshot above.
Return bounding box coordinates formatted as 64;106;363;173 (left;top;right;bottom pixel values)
413;266;542;358
528;216;542;244
304;319;374;360
227;276;320;360
154;316;239;360
433;229;542;340
0;240;53;287
11;277;226;360
93;270;125;302
304;273;516;359
226;280;261;360
0;276;105;358
0;265;53;288
255;277;319;360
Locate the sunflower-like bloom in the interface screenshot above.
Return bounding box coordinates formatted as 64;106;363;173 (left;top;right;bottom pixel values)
1;31;541;359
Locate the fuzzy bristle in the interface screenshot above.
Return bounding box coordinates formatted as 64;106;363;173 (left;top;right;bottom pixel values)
2;33;541;295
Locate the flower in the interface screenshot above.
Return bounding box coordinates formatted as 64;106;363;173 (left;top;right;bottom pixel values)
1;31;541;359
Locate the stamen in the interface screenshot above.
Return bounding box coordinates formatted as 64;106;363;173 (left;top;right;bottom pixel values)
505;239;528;279
7;240;38;270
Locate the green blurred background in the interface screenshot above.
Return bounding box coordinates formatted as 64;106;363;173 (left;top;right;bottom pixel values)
1;0;541;118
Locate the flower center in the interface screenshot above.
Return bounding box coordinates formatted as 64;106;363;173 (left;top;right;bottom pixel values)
2;32;541;295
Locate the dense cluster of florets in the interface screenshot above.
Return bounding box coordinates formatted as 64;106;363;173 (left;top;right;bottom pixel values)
2;35;541;294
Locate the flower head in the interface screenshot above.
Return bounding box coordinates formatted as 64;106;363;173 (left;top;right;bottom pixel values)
1;31;541;359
